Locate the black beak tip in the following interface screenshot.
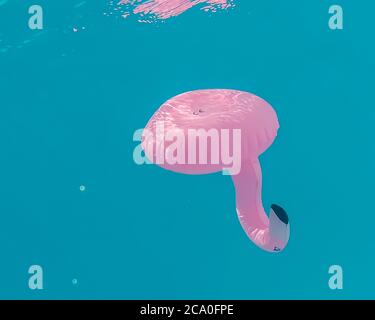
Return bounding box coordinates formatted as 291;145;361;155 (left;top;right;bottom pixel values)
271;204;289;225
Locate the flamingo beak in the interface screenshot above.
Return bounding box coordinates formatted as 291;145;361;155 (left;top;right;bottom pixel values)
269;204;290;252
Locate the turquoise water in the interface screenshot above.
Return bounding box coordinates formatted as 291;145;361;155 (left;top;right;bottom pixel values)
0;0;374;299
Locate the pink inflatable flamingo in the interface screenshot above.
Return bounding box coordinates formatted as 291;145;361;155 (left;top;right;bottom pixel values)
142;89;290;253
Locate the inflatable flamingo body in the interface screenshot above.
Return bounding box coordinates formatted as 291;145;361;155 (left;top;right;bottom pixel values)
142;89;290;253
